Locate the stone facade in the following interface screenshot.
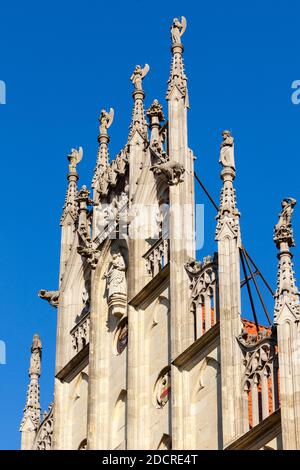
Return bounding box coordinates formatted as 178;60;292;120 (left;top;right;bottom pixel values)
20;17;299;450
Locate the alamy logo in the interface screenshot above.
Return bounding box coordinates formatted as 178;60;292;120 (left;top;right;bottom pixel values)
291;80;300;105
0;80;6;104
0;340;6;364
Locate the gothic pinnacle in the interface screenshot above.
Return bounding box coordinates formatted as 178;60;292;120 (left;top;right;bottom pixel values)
92;108;114;191
20;335;42;433
60;147;83;225
167;16;189;106
128;64;149;140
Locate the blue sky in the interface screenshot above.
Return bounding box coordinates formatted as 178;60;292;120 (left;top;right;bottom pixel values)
0;0;299;449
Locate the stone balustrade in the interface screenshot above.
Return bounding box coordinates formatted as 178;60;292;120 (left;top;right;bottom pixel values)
143;237;169;278
70;313;90;353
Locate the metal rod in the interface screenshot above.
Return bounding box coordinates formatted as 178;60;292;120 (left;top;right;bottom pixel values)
193;173;274;320
241;270;259;288
243;247;275;297
240;248;260;333
242;248;272;326
194;172;219;212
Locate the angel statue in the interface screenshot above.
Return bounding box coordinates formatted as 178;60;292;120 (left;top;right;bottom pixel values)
274;198;297;246
170;16;187;45
99;108;114;135
130;64;150;91
68;146;83;173
219;130;235;170
103;251;127;300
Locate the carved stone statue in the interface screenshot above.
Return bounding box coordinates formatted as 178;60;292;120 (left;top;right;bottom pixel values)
104;252;127;299
29;334;42;376
103;251;127;318
99;108;114;135
170;16;187;45
275;198;297;234
130;64;150;91
68;146;83;173
219;130;235;170
274;198;297;247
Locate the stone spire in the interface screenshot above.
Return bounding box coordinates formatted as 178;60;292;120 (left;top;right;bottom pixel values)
60;147;83;225
274;198;299;322
20;334;42;450
128;64;149;141
166;16;189;107
273;198;300;449
215;131;240;242
147;99;165;147
215;130;244;445
92;108;114;192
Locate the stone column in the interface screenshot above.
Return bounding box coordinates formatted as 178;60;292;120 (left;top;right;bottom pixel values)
166;20;195;449
126;65;151;450
273;198;300;449
53;147;83;449
215;133;244;446
87;110;114;450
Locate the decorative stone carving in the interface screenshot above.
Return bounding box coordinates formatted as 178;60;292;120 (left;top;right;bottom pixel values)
38;289;59;308
34;403;54;451
238;330;279;428
114;319;128;355
154;369;171;408
29;335;42;376
219;130;235;170
143;237;169;278
167;17;188;104
274;198;300;322
128;65;149;141
130;64;150;92
103;251;127;318
151;160;185;186
170;16;187;45
99;108;114;135
77;244;100;270
216;132;240;241
61;146;83;225
147;99;165;122
92;108;114;195
185;254;218;337
274;197;297;248
70;313;90;353
68;147;83;173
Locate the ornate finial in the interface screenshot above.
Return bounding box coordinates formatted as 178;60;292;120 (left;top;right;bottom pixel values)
219;130;235;170
20;335;42;432
274;198;297;248
130;64;150;93
274;199;300;323
147;99;165;150
146;99;165;122
170;16;187;45
216;131;240;240
167;18;188;105
61;147;83;225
